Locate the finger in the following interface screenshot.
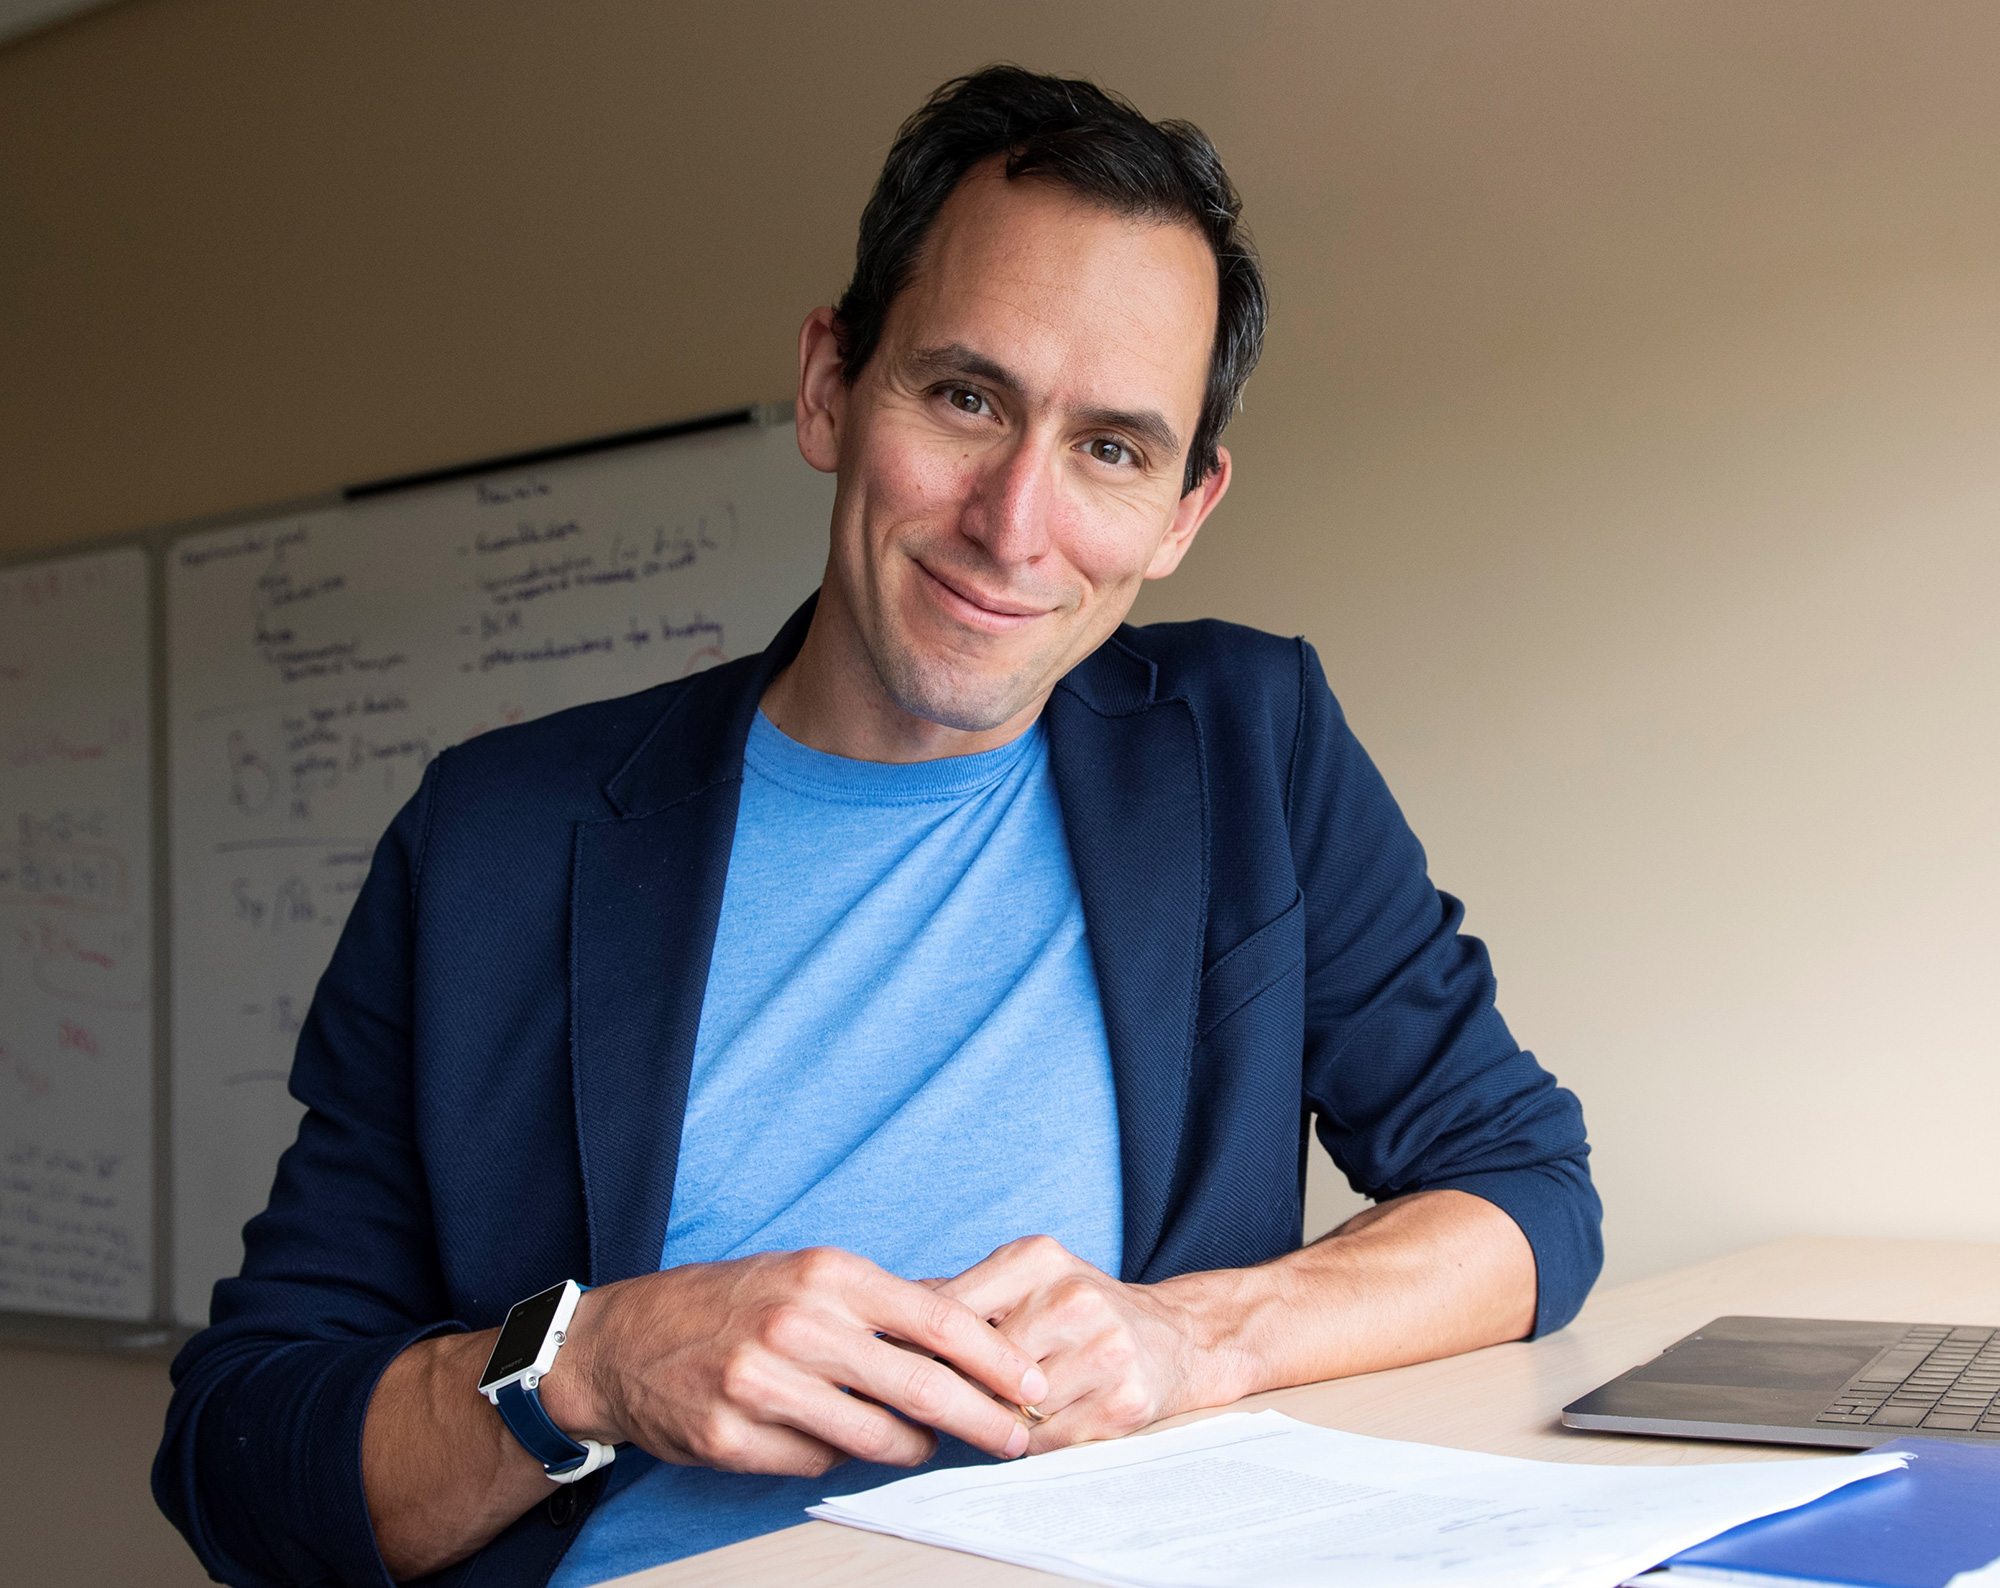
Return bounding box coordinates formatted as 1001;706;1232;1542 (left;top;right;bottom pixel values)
986;1287;1154;1430
981;1274;1111;1370
739;1360;942;1470
878;1335;1046;1432
1024;1394;1112;1455
992;1334;1097;1426
1019;1376;1157;1456
669;1406;851;1477
933;1234;1077;1323
879;1323;1069;1431
843;1334;1032;1459
870;1273;1049;1409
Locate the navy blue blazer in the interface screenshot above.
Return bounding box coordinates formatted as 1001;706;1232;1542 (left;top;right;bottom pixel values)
156;597;1599;1587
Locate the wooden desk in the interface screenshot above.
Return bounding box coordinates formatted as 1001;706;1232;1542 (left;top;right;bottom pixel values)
616;1237;2000;1586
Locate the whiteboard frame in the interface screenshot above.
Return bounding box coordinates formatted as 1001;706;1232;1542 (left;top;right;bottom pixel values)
0;400;790;1356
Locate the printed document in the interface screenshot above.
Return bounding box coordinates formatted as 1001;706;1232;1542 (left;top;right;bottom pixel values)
808;1410;1906;1588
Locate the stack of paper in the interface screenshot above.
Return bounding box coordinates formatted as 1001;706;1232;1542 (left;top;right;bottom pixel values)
808;1411;1905;1588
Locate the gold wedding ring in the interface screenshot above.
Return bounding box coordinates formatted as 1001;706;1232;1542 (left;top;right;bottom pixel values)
1017;1402;1048;1425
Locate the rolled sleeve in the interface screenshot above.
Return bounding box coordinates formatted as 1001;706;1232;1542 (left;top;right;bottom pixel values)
158;1323;462;1588
1427;1162;1600;1337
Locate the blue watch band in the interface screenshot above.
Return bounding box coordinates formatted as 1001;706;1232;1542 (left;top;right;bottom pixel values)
493;1379;591;1476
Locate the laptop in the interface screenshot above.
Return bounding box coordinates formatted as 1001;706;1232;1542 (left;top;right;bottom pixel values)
1562;1316;2000;1447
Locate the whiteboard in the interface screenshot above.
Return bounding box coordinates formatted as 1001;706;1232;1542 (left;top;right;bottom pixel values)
0;548;154;1319
168;415;834;1322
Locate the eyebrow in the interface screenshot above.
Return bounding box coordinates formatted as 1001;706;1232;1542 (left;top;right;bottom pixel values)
906;342;1184;465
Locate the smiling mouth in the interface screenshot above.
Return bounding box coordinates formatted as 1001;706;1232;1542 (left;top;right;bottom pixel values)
914;559;1054;630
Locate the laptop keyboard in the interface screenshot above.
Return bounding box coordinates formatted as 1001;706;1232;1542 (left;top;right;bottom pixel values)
1816;1324;2000;1433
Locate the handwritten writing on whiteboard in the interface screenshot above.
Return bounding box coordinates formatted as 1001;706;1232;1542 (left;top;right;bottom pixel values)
168;418;834;1321
0;547;154;1319
0;1141;144;1313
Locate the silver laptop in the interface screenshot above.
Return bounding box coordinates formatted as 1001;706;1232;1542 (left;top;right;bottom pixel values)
1562;1315;2000;1447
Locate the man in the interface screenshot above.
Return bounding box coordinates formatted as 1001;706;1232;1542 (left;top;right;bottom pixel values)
157;68;1598;1588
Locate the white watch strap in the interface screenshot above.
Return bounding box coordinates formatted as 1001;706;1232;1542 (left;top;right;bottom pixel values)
545;1438;615;1485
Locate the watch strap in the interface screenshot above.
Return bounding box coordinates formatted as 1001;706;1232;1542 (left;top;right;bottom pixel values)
493;1378;592;1476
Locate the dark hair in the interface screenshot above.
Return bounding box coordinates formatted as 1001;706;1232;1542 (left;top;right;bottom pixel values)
834;66;1266;495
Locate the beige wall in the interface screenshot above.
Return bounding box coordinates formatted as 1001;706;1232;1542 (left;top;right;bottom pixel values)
0;1342;210;1585
3;1;1998;1581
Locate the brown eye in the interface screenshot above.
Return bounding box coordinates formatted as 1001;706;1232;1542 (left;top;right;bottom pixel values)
949;387;984;414
1088;439;1130;466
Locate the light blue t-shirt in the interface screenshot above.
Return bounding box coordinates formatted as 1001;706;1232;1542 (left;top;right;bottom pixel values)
552;712;1122;1586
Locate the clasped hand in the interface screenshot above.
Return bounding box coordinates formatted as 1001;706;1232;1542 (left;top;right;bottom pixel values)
933;1234;1236;1452
539;1235;1231;1477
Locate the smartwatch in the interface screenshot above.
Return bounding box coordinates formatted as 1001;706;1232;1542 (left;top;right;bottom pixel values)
478;1279;615;1483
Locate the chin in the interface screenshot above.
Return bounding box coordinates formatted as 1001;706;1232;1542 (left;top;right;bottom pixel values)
873;642;1043;734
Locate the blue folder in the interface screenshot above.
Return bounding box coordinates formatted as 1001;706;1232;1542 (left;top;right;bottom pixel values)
1660;1438;2000;1587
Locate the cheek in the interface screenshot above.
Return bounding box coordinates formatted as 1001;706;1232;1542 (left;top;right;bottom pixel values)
855;425;978;540
1055;506;1166;598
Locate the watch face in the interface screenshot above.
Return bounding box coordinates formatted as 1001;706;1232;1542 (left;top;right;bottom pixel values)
479;1281;569;1389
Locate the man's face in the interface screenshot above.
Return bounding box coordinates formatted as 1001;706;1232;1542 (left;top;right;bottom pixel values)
803;161;1229;735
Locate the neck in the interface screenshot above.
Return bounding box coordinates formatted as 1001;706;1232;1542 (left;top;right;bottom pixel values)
759;588;1045;764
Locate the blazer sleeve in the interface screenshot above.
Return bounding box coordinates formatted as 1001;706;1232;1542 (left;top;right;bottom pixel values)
154;764;463;1588
1286;641;1603;1335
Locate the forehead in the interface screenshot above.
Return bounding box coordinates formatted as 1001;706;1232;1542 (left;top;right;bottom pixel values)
886;163;1217;421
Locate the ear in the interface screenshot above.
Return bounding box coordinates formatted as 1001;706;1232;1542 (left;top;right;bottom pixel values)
1144;445;1232;581
796;306;846;475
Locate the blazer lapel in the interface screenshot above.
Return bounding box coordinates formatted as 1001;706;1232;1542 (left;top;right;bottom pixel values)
569;596;816;1283
1046;634;1210;1282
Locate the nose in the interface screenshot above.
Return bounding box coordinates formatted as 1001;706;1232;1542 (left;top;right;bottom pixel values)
959;432;1055;570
